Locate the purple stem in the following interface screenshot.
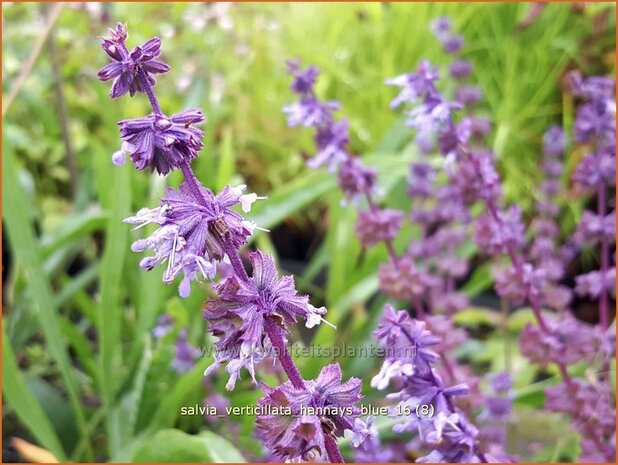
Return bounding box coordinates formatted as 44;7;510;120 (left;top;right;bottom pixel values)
179;160;209;205
136;67;163;115
324;435;345;463
598;182;609;329
263;317;346;463
224;244;250;284
263;316;305;390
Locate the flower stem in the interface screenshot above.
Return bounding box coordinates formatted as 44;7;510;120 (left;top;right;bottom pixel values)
179;160;208;205
224;244;250;284
263;317;305;390
324;435;345;463
263;317;345;463
136;66;163;115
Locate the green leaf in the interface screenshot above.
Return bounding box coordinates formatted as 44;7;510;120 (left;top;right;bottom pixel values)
2;325;66;460
98;163;131;459
144;353;213;434
247;170;336;230
2;137;91;460
40;209;108;257
132;429;245;463
453;306;500;328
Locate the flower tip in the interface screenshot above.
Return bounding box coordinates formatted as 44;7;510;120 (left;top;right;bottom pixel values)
112;149;126;166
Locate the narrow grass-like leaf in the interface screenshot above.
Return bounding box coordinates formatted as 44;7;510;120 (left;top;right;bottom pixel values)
2;142;91;459
2;324;66;460
98;163;131;459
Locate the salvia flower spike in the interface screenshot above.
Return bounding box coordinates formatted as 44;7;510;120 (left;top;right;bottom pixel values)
98;23;359;463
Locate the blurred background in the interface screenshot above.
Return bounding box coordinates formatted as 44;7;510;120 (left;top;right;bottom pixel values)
2;2;616;463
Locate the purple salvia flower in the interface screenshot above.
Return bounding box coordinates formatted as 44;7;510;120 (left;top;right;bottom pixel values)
255;363;362;461
282;96;340;128
125;183;262;297
574;210;616;247
336;156;376;201
355;208;404;248
407;162;436;198
545;379;616;461
378;257;438;301
520;315;610;369
416;412;479;462
442;34;464;54
575;268;616;298
117;109;205;174
309;119;350;171
372;305;485;462
152;313;174;338
171;330;201;373
371;305;440;389
98;23;170;98
542;125;566;157
430;16;452;39
351;417;394;463
473;205;525;256
385;60;439;109
493;263;546;305
451;148;501;204
449;59;473;80
489;372;513;394
286;59;320;95
455;85;482;107
571;71;616;100
572;151;616;193
203;251;312;389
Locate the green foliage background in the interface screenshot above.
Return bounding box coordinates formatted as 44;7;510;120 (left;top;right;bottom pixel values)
2;2;615;463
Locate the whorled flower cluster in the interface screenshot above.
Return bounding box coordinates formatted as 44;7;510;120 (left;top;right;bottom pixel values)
371;305;487;462
256;364;362;461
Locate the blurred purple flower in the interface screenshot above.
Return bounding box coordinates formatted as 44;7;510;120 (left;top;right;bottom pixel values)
543;125;566;157
572;151;616;193
282;96;339;128
575;268;616;298
152;313;174;338
286;59;320;94
309;119;350;171
449;59;473;80
474;205;525;256
356;208;404;248
408;162;436;198
171;330;200;373
336;156;376;200
385;60;439;108
379;257;438;300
